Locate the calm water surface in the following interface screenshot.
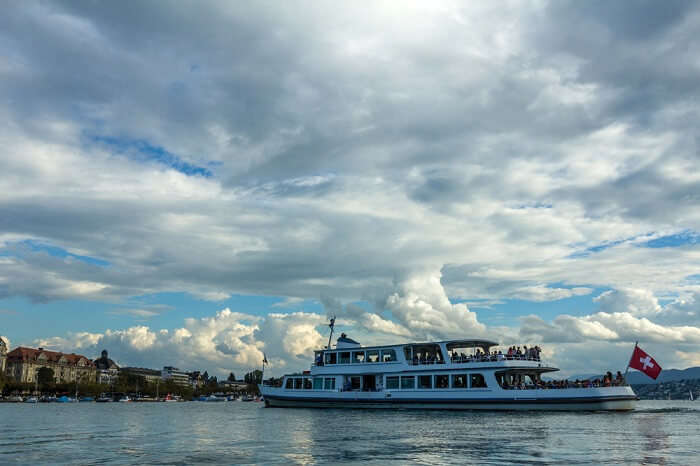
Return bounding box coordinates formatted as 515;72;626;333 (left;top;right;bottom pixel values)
2;401;699;465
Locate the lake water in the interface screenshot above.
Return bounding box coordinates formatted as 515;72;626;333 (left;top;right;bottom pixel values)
2;401;699;464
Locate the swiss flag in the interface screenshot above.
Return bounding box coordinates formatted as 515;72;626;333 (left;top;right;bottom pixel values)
628;345;662;380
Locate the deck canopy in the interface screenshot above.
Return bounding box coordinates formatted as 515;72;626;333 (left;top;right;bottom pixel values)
444;339;498;353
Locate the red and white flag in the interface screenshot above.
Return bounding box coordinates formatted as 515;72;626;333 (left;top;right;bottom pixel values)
628;345;662;380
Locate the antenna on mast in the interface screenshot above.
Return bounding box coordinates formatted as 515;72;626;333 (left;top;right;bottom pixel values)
327;316;336;349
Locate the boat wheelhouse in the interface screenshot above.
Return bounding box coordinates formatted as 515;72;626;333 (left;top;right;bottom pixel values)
260;333;637;411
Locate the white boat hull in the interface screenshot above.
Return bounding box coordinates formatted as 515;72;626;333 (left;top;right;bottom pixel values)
261;386;637;411
264;398;635;411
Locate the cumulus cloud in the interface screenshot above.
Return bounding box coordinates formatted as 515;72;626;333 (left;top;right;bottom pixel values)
31;308;330;377
594;288;662;316
520;311;700;344
512;285;592;302
385;269;486;340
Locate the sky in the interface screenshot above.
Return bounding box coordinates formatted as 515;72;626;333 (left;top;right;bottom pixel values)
1;0;699;378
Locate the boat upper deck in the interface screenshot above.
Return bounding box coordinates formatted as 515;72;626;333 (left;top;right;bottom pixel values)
310;335;554;375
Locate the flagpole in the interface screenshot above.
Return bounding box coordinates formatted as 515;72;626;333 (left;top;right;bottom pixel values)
623;341;638;382
261;353;268;384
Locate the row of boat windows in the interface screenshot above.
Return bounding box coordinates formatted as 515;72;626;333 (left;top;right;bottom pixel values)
285;377;337;390
319;349;397;365
387;374;487;389
284;374;487;390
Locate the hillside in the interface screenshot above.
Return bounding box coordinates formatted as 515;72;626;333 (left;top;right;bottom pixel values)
626;366;700;385
632;378;699;400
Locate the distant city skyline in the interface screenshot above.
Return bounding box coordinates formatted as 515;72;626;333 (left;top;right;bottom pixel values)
1;1;699;378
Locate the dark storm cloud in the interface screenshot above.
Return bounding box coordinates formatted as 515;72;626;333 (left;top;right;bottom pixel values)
530;0;700;126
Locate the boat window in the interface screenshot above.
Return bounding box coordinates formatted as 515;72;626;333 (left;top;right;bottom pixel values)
313;378;323;389
324;377;336;390
470;373;487;388
404;346;412;361
435;374;449;389
386;376;399;389
495;371;539;389
381;349;397;362
339;352;351;364
294;378;303;389
285;378;294;389
352;351;365;363
401;376;415;389
452;374;467;389
366;350;380;363
350;376;361;390
408;343;445;364
418;375;432;389
303;378;312;389
324;352;337;364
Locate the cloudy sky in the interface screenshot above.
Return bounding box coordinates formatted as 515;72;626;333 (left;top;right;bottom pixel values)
1;1;699;378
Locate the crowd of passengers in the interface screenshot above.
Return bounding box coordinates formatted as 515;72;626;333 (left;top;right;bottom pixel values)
447;345;542;363
501;371;627;389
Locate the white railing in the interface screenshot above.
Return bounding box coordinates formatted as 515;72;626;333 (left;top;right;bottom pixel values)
500;381;628;390
408;354;542;365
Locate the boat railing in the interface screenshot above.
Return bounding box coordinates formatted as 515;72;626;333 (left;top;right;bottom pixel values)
406;359;447;366
501;381;628;390
408;354;542;365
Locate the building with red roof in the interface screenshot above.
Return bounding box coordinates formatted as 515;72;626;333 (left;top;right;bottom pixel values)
5;346;96;384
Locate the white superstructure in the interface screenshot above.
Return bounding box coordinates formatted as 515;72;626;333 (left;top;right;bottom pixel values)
260;334;637;411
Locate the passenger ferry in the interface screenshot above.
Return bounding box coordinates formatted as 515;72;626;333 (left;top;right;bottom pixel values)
260;333;637;411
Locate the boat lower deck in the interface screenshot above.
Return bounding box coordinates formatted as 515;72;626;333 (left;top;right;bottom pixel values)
264;396;636;411
261;386;638;411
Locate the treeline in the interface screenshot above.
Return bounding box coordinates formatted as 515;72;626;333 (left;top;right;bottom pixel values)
1;370;262;399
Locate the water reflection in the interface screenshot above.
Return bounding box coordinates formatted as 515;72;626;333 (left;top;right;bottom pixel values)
300;409;552;464
638;414;670;465
0;401;696;465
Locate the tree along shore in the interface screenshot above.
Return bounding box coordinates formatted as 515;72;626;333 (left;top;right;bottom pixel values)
0;370;261;400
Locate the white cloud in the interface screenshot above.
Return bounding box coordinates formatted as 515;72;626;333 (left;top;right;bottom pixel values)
521;311;700;344
30;308;331;377
512;285;592;302
385;269;486;340
594;288;662;316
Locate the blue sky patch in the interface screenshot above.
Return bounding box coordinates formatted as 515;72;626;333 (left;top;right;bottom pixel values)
642;230;699;248
89;134;213;178
461;287;609;326
3;240;110;267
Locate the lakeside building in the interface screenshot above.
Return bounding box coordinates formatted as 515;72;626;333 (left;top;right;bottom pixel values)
4;347;95;384
0;337;7;374
162;366;190;386
121;367;162;384
188;370;204;389
93;350;120;385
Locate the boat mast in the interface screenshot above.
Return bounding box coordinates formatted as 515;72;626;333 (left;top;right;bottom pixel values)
326;316;336;349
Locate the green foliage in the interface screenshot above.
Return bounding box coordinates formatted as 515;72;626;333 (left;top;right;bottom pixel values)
227;372;236;382
244;370;263;384
37;367;55;388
